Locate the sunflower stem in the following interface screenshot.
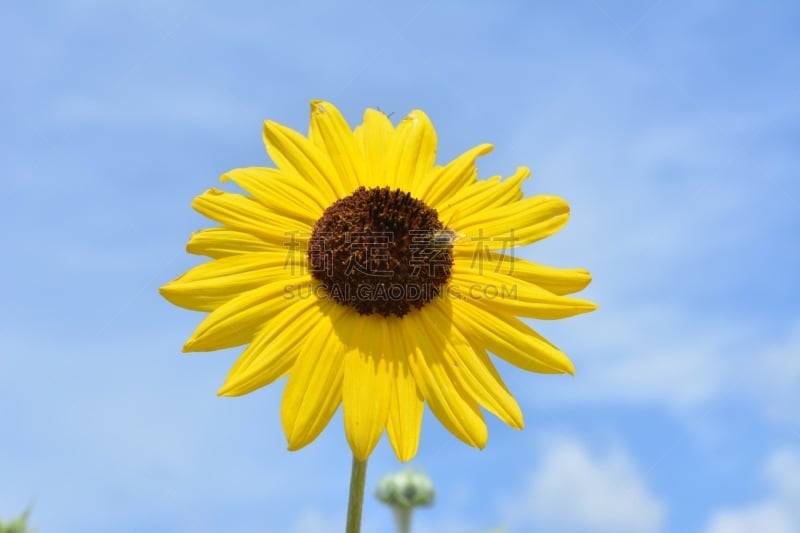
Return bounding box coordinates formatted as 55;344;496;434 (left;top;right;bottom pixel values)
345;455;368;533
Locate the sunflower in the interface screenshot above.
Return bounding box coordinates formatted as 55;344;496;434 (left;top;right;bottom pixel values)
160;100;595;462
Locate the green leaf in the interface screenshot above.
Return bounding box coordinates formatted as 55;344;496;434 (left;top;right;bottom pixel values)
0;506;35;533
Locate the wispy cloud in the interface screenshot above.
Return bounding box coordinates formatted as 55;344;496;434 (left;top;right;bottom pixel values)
704;447;800;533
500;434;666;533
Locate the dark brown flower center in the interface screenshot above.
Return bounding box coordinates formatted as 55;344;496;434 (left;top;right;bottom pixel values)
308;186;453;317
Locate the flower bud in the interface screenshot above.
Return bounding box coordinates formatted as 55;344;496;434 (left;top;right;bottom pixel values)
375;468;435;509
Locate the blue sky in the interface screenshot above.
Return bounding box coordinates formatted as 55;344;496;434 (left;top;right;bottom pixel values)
2;1;799;532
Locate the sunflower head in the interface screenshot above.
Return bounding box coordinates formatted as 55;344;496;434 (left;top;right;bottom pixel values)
308;185;452;317
160;100;596;462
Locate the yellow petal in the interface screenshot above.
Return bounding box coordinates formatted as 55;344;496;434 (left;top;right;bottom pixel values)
449;297;576;374
186;228;273;258
452;195;570;250
353;108;395;188
343;315;392;461
218;293;334;396
438;166;529;223
427;299;523;429
160;253;304;312
450;264;597;319
437;175;500;224
192;189;311;246
309;100;363;193
470;348;524;428
386;326;424;462
262;119;345;202
222;167;327;224
418;143;493;207
480;166;529;208
454;250;593;296
404;312;488;448
385;110;437;191
183;275;312;352
307;107;325;150
282;303;349;450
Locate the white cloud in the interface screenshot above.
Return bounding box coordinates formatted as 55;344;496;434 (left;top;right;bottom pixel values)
517;304;800;433
289;508;341;533
704;448;800;533
705;503;794;533
737;321;800;425
502;436;666;533
521;304;739;412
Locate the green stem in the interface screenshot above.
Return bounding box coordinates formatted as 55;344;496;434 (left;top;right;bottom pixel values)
392;506;413;533
345;456;368;533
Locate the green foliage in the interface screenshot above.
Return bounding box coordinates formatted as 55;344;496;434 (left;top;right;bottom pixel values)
0;507;35;533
